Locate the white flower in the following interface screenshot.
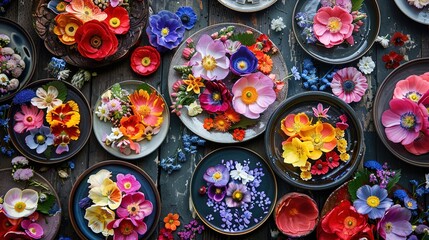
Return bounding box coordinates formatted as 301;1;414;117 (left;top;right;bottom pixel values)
7;78;19;91
188;101;203;116
408;0;429;8
357;56;375;75
375;35;389;48
106;127;123;142
230;163;255;184
95;103;110;122
0;73;9;86
271;17;286;32
224;40;242;54
425;173;429;189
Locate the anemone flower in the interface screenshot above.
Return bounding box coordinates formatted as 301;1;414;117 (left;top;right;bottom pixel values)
353;185;393;219
203;164;230;187
377;205;413;240
331;67;368;103
21;220;43;239
175;6;197;30
393;75;429;102
116;173;141;193
13;105;44;134
146;10;185;52
88;178;122;210
2;188;38;220
189;34;230;80
225;182;251;208
103;6;130;34
207;184;226;202
231;72;276;119
198;80;232;114
53;13;84;45
382;98;428;145
281;113;312;137
107;218;147;239
25;126;54;154
229;46;258;76
116;192;153;221
46;100;80;128
129;89;165;127
31;86;63;111
130;46;161;76
65;0;107;22
84;205;115;236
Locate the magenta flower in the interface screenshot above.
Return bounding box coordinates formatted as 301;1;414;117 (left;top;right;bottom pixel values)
229;46;258;76
312;103;330;118
313;6;354;48
116;192;153;221
203;164;230;187
189;34;230;80
231;72;276;119
116;173;141;193
393;75;429;102
225;182;251;208
377;205;413;240
198;80;232;114
331;67;368;103
107;218;148;239
207;184;226;202
13;104;44;134
382;98;428;145
21;220;44;239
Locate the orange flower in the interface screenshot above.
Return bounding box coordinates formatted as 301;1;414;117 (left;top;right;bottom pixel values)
129;89;165;127
213;115;231;132
203;118;214;130
164;213;180;231
53;13;83;45
255;51;273;74
223;108;241;123
119;115;145;141
46;100;80;128
232;128;245;141
281;113;312;137
183;74;205;94
65;0;107;22
51;124;81;141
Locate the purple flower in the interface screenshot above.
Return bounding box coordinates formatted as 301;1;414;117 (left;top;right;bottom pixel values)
415;224;429;234
198;80;232;114
207;184;226;202
203;164;230;187
146;10;185;52
353;185;393;219
12;168;33;181
225;182;251;208
377;205;413;240
78;197;92;209
403;196;417;210
229;46;258;76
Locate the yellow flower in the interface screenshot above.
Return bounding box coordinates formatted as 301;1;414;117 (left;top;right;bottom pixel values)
300;162;311;172
89;178;122;210
84;205;115;236
337;138;347;149
87;169;112;189
340;152;350;162
183;74;205;94
282;137;314;167
46;100;80;128
300;171;312;181
335;127;345;139
299;122;337;160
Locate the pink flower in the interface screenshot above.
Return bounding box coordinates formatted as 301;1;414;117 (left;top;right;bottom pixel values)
313;6;354;48
189;34;230;80
13;105;44;133
116;192;153;221
199;80;232;114
107;218;147;239
21;220;44;239
382;98;428;145
312;103;330;118
116;173;141;193
331;67;368;103
404;130;429;155
231;72;276;119
393;75;429;102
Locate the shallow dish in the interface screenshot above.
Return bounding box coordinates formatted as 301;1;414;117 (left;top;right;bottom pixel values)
69;160;161;240
292;0;380;64
265;91;365;190
217;0;277;12
394;0;429;25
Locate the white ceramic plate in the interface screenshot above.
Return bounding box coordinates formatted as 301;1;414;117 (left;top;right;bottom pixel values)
217;0;277;12
394;0;429;25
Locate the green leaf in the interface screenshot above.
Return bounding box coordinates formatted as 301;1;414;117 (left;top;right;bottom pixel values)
229;117;258;130
43;146;52;160
42;81;67;101
387;169;401;193
351;0;364;12
136;83;152;94
348;168;370;201
110;83;123;99
36;194;56;215
229;32;256;46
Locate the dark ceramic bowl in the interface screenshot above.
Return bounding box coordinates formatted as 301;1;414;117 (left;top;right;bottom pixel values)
292;0;380;64
373;58;429;167
265;91;365;190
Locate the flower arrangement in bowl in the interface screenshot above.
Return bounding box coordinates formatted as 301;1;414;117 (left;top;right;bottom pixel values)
292;0;380;64
393;0;429;25
31;0;148;68
7;79;92;163
69;160;161;240
265;91;365;190
216;0;278;13
374;58;429;167
168;23;289;143
93;80;169;159
190;147;277;235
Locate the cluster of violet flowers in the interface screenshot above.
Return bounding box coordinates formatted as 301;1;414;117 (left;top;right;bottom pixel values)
177;219;205;240
0;103;14;156
159;133;205;174
11;156;33;181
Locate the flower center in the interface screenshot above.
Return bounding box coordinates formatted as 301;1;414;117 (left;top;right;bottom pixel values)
83;7;92;16
342;80;355;92
169;219;174;224
29;227;37;234
14;201;26;212
181;14;190;23
217;119;226;127
65;23;78;36
236;59;248;71
141;57;151;67
289;207;299;216
90;36;102;49
124;182;132;189
328;157;333;162
213;172;222;180
202;55;217;71
233;190;243;201
36;134;46;144
127;203;140;215
327;17;342;33
126;126;136;134
343;216;357;229
385;222;393;233
45;95;53;103
212;92;221;102
405;92;421;102
56;2;66;12
120;221;134;235
317;163;323;170
241;86;258;105
400;112;417;130
407;201;413;208
366;195;380;208
161;27;169;37
215;188;222;194
26;116;33;123
109;17;121;28
138;105;151;117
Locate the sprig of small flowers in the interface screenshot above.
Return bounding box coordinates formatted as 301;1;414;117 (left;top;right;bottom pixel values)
46;57;97;89
0;103;14;156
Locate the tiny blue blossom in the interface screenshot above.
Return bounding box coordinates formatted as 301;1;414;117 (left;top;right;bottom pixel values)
393;189;408;201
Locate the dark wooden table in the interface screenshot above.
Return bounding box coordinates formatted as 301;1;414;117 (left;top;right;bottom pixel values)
1;0;429;239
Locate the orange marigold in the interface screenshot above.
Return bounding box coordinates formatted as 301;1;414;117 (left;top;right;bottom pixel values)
255;51;273;74
203;117;214;130
223;108;241;123
164;213;180;231
232;128;245;141
213;115;231;132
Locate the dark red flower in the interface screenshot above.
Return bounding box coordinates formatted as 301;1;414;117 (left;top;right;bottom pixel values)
103;6;130;34
390;32;409;47
75;20;119;61
158;227;174;240
382;51;404;69
256;34;273;52
325;151;340;169
131;46;161;76
350;224;375;240
310;160;329;175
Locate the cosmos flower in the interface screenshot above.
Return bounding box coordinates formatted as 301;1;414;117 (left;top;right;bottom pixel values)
13;105;44;134
331;67;368;103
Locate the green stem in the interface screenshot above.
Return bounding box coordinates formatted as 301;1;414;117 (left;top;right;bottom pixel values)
29;180;50;191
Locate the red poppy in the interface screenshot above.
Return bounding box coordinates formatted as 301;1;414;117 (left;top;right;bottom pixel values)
310;160;329;175
75;20;118;61
390;32;409;47
103;6;130;34
131;46;161;76
232;128;245;141
382;51;404;69
256;34;273;52
325;151;340;169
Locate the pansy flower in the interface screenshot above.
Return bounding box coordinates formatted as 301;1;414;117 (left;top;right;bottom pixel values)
225;182;251;208
88;169;112;188
65;0;107;22
203;164;230;187
116;192;153;221
84;205;115;236
53;13;83;45
130;46;161;76
199;80;232;114
31;86;63;111
103;6;130;34
25;126;55;154
13;105;44;134
390;32;409;47
393;75;429;102
382;51;404;69
51;124;80;154
207;184;226;202
116;173;141;193
88;177;122;210
2;188;38;220
129;89;165;127
175;6;197;30
331;67;368;103
46;100;80;128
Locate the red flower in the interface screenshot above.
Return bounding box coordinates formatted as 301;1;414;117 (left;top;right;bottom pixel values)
130;46;161;76
75;20;118;61
256;34;273;52
0;211;20;236
310;160;329;175
350;225;375;240
390;32;409;47
103;6;130;34
158;228;174;240
325;151;340;169
382;51;404;69
232;128;245;141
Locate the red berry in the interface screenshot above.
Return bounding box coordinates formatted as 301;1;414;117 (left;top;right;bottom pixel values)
198;186;206;195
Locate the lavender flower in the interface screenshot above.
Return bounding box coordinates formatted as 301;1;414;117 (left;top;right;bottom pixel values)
302;27;317;44
203;164;230;187
11;156;29;166
225;182;251;208
377;205;412;239
12;168;33;181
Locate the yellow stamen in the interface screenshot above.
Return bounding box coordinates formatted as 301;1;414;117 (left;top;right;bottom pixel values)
241;86;258;105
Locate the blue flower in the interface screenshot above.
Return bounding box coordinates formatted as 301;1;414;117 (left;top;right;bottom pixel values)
416;187;425;197
176;6;197;30
403;196;417;210
3;134;9;143
393;189;408;201
410;180;419;186
230;46;258;76
364;160;383;170
295;12;309;28
302;26;317;44
12;89;36;105
353;184;393;219
25;126;54;154
78;197;91;209
291;66;301;81
47;0;62;14
178;149;186;162
146;10;185;52
68;161;75;170
303;59;314;70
